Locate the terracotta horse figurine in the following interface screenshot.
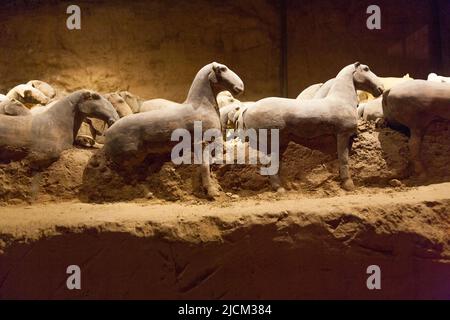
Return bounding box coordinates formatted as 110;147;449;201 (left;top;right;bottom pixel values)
383;79;450;179
104;62;244;198
0;90;119;164
241;62;384;192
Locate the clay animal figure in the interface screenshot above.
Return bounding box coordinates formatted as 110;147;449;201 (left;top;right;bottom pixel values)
105;93;133;118
0;99;30;116
75;119;104;147
117;91;143;113
6;84;51;107
30;99;59;115
27;80;56;99
234;101;256;131
241;62;384;192
33;93;130;147
79;92;135;145
357;75;414;121
296;83;323;100
312;78;336;99
358;74;412;102
428;73;450;83
219;102;241;130
139;98;178;113
138;83;244;116
382;80;450;178
357;96;383;121
104;62;244;198
0;90;119;164
217;90;240;108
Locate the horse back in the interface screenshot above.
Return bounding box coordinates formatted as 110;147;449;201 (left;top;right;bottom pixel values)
0;115;33;145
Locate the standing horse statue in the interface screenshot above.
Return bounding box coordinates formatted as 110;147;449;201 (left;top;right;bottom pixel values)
104;62;244;198
241;62;384;192
0;90;119;164
382;79;450;179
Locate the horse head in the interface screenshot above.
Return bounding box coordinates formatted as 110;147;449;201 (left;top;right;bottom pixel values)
352;62;384;97
77;90;119;126
27;80;56;99
217;90;239;108
208;62;244;97
118;91;141;113
105;93;133;118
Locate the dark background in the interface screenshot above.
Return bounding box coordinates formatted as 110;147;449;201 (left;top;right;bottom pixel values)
0;0;448;100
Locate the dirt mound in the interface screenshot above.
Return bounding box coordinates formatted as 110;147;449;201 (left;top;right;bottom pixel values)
80;120;450;202
0;148;95;205
1;121;449;204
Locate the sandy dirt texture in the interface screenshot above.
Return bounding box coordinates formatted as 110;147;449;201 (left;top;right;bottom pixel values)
0;183;449;299
1;120;448;204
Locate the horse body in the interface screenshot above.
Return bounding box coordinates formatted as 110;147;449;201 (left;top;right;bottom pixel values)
428;73;450;83
357;96;383;121
0;90;119;163
383;80;450;126
139;98;181;113
383;80;450;177
242;63;383;191
27;80;56;99
6;84;51;107
104;62;244;198
0;99;30;116
118;91;143;113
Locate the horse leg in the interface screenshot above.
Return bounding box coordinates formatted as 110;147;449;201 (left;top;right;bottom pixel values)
337;132;355;191
267;143;287;193
409;127;426;179
197;142;219;199
269;171;284;193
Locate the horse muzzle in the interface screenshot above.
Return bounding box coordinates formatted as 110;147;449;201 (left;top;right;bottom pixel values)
232;85;244;96
374;85;384;97
107;118;116;127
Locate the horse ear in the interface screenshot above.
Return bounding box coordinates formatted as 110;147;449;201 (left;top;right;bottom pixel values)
23;89;32;99
91;93;101;100
82;91;92;100
212;62;220;73
209;63;219;84
354;62;361;68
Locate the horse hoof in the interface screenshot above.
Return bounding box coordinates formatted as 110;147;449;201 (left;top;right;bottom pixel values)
342;179;355;191
206;187;220;200
276;187;286;193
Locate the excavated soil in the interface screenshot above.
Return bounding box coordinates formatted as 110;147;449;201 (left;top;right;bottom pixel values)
0;120;449;299
1;120;449;204
0;184;449;299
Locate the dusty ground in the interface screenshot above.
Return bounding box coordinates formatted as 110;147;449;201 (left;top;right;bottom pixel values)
0;183;449;299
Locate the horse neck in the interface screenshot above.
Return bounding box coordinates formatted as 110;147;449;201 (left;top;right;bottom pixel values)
184;65;218;112
45;92;84;140
327;67;358;106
